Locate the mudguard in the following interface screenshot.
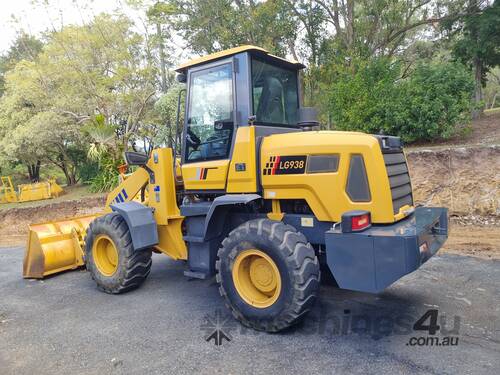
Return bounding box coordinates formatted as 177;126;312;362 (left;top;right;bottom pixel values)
110;201;159;250
203;194;261;240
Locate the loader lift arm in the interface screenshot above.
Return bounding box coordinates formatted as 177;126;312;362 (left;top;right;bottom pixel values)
105;166;149;209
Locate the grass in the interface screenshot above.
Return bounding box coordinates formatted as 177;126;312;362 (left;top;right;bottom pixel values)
0;184;105;211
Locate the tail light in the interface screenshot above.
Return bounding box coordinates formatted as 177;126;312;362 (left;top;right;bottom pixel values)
341;210;371;233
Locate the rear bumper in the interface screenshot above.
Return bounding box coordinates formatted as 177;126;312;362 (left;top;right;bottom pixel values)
325;207;448;293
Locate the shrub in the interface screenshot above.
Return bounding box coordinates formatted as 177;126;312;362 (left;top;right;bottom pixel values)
78;160;99;183
88;156;120;193
396;63;475;141
326;58;402;135
326;59;474;142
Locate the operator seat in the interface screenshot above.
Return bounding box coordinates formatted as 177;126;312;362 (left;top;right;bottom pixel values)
256;76;285;124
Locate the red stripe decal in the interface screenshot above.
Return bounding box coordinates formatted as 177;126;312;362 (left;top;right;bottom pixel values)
271;156;280;175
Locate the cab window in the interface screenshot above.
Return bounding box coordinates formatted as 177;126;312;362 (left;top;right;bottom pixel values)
252;58;299;126
185;63;233;162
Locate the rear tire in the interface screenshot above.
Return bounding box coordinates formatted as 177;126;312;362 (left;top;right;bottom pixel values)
84;213;152;294
216;219;320;332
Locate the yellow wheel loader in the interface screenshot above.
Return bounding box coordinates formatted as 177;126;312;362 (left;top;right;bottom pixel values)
0;176;63;204
23;46;448;332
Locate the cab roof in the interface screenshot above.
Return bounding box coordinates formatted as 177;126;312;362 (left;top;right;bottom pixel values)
175;45;305;73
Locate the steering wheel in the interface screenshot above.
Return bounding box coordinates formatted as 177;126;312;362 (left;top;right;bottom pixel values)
186;128;201;149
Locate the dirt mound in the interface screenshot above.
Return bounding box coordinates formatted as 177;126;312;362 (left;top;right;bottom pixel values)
444;224;500;259
0;196;105;246
407;145;500;217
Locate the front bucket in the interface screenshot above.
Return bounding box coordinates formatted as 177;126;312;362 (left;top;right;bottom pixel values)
23;215;99;278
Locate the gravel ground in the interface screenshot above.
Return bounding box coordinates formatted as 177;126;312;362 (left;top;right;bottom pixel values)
1;247;499;375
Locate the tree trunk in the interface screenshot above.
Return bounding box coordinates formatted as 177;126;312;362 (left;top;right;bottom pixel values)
66;168;78;185
346;0;355;49
491;92;498;109
472;56;483;119
60;163;78;186
27;161;41;182
52;157;77;186
157;22;168;93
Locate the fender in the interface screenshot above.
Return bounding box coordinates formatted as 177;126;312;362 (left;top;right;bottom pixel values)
203;194;261;240
110;201;159;250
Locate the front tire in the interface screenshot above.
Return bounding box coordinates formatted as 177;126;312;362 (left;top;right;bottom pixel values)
84;213;152;294
216;219;320;332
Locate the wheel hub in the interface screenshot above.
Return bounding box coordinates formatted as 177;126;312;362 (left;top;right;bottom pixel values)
92;234;119;276
249;258;277;292
232;249;281;308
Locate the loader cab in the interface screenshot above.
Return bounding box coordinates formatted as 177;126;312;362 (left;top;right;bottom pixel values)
175;46;305;192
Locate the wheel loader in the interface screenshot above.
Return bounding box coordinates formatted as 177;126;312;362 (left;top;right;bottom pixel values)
0;176;63;204
23;46;448;332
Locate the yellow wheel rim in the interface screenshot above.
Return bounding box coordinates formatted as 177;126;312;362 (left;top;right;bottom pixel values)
92;234;119;276
232;249;281;308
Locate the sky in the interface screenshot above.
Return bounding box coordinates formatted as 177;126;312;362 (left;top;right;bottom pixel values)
0;0;126;53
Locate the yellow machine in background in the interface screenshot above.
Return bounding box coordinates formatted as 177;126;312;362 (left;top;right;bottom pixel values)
0;176;63;204
0;176;17;203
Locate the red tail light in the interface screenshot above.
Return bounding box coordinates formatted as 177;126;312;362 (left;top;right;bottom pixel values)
351;214;370;230
341;210;372;233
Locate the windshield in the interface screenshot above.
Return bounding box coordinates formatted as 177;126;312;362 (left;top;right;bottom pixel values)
185;63;234;162
252;58;299;126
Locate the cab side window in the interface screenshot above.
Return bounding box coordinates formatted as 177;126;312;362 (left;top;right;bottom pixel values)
185;63;234;162
252;58;299;126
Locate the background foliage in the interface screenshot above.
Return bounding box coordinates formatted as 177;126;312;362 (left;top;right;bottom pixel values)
327;59;475;142
0;0;499;191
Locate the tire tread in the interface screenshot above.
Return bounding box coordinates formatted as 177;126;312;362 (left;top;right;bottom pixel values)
216;218;320;332
84;213;152;294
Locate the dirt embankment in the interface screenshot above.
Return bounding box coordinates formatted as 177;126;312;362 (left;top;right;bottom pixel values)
0;196;106;246
407;145;500;217
0;146;498;258
407;145;500;259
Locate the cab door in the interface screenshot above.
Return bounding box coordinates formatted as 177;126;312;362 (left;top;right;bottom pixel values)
181;61;234;191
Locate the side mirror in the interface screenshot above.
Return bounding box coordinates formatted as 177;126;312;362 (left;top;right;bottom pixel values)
298;107;319;131
124;151;149;166
176;73;187;83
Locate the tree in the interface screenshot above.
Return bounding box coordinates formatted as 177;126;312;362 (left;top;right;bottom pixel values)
38;14;158;150
484;68;500;109
0;59;45;182
161;0;298;56
451;0;500;116
26;112;86;185
146;1;179;93
0;33;43;97
0;60;86;184
154;84;185;150
156;0;482;107
0;13;159;185
0;34;45;181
